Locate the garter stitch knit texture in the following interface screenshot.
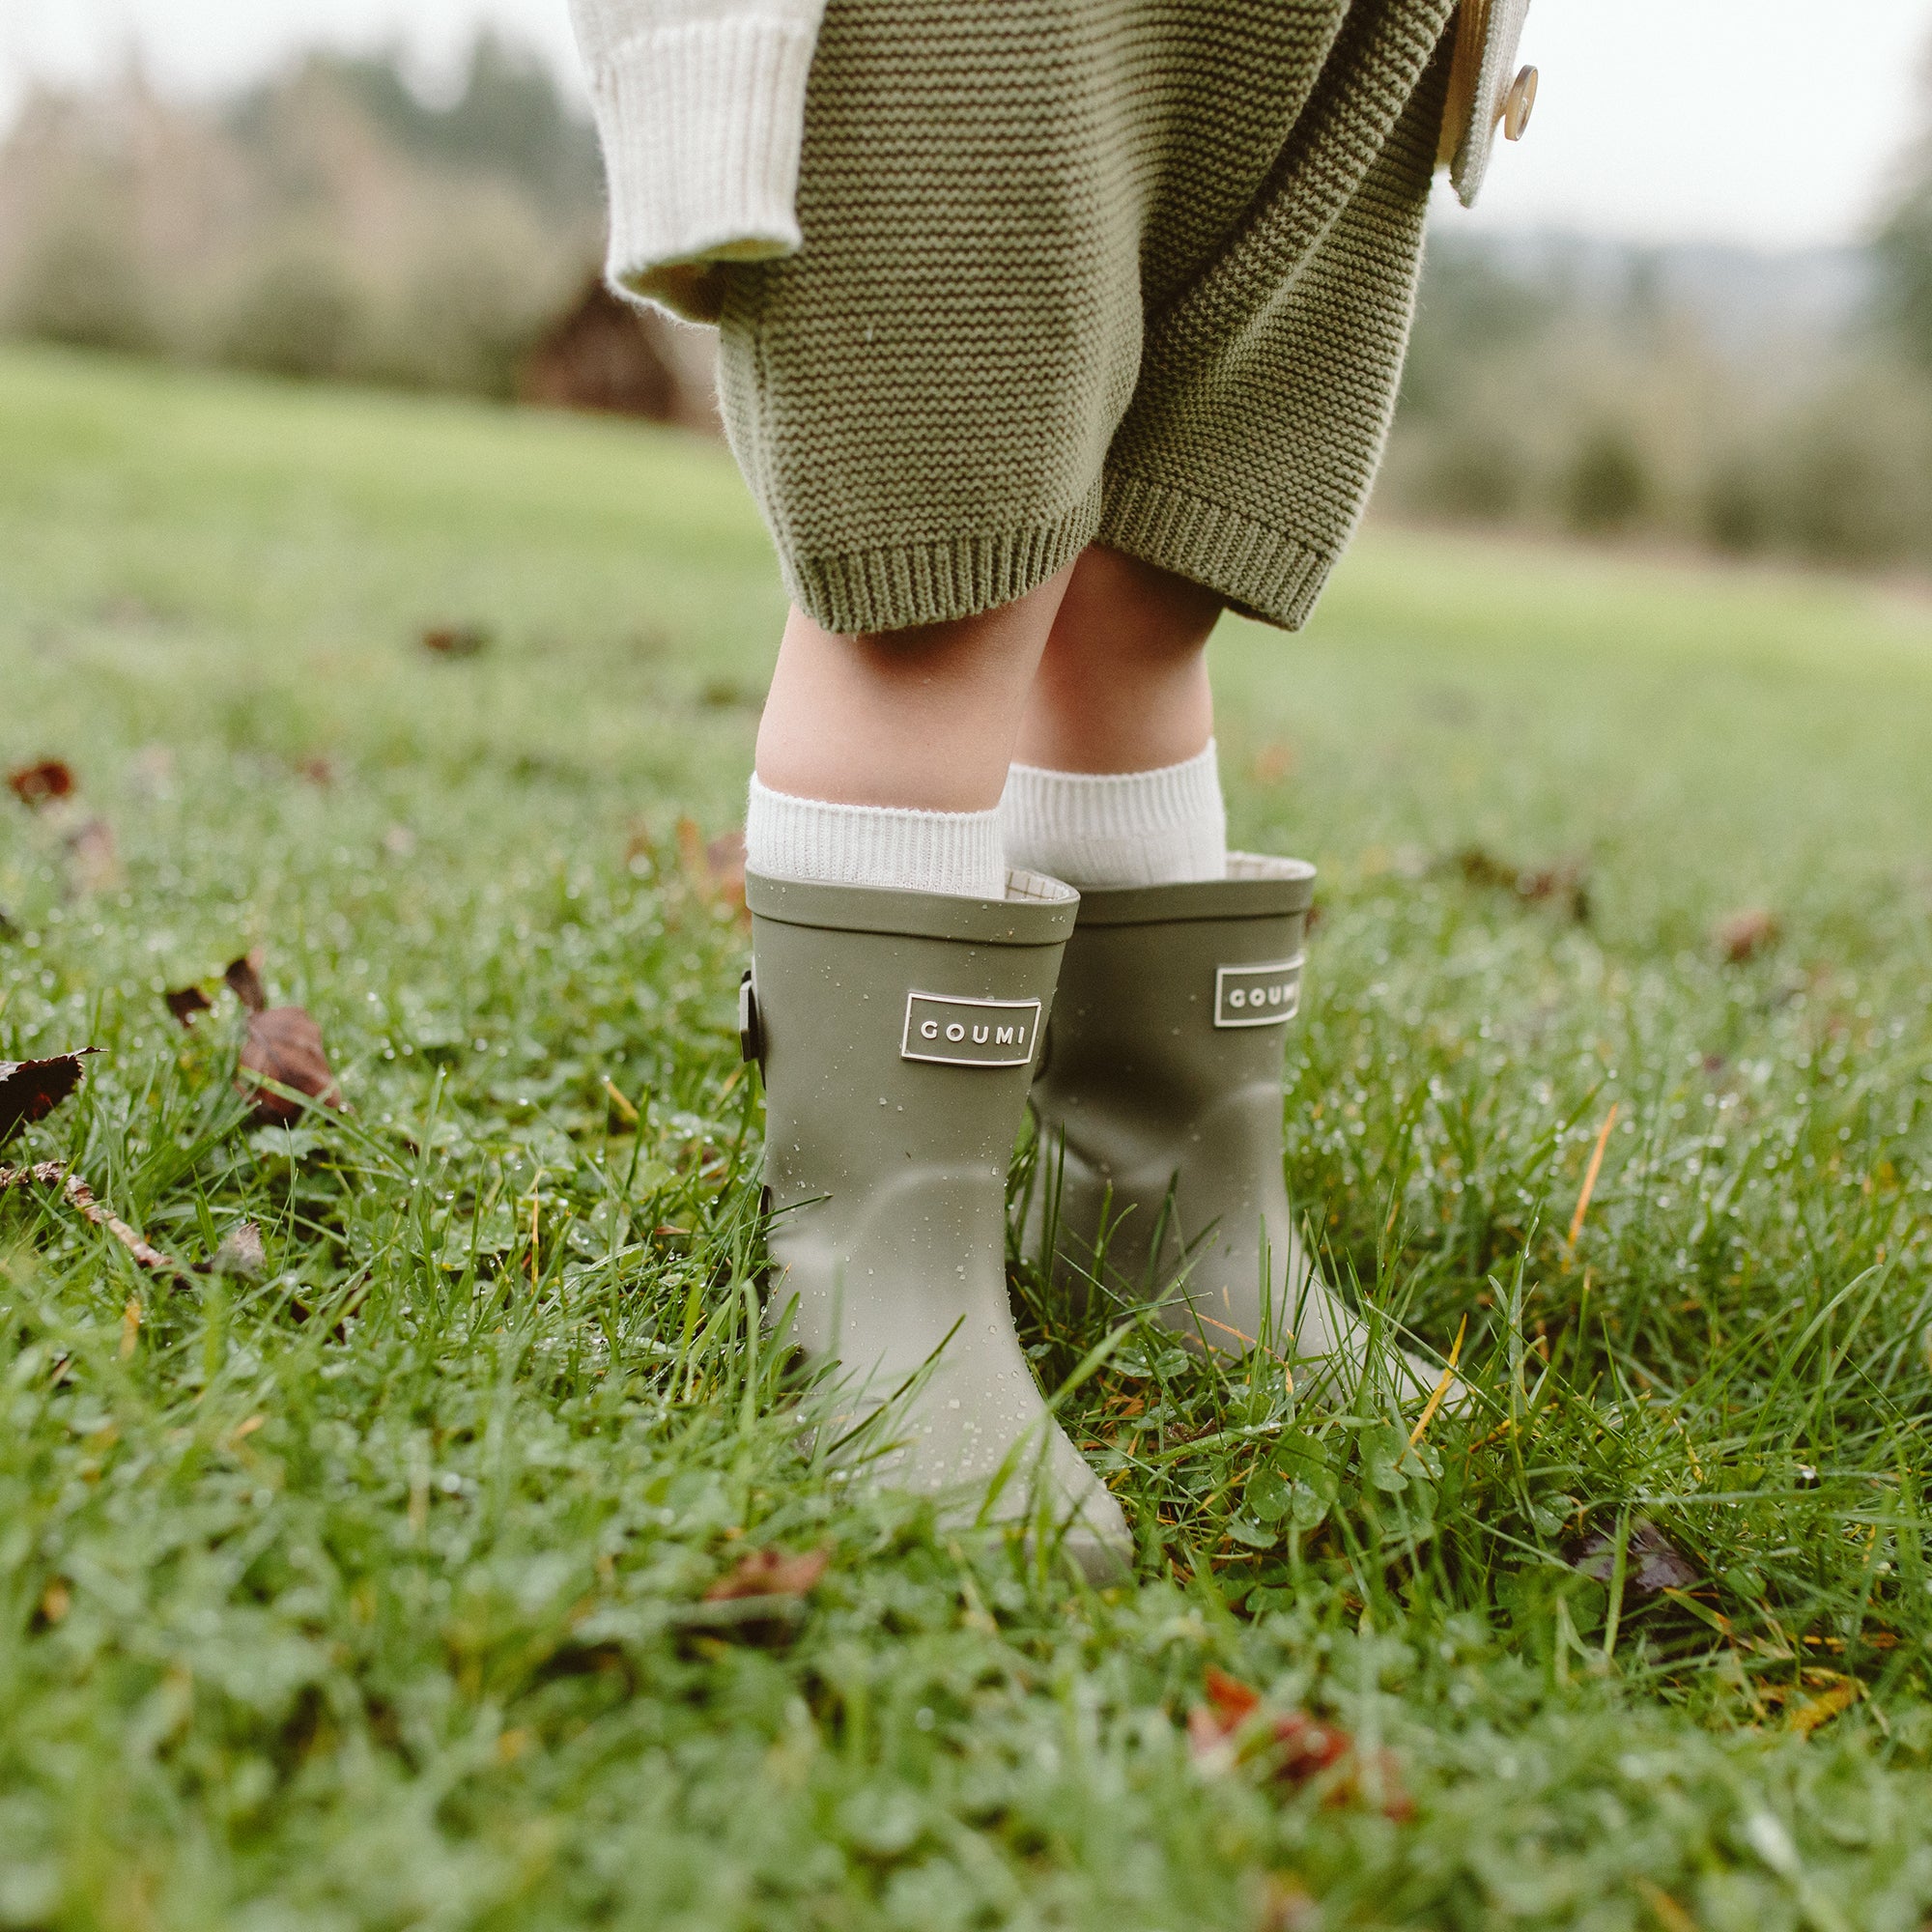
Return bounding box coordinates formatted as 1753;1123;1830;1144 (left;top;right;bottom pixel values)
716;0;1457;637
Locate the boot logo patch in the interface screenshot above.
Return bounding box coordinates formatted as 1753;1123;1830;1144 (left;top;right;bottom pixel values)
1214;955;1304;1028
900;992;1041;1067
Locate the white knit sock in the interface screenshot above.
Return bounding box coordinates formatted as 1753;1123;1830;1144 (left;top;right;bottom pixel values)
999;740;1228;889
746;775;1006;898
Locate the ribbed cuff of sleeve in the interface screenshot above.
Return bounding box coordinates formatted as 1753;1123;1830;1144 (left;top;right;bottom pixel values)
585;15;817;317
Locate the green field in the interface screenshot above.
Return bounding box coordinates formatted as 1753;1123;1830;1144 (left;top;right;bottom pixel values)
3;342;1931;1930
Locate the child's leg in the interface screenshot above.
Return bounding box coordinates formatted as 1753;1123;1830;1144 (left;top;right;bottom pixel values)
1002;547;1228;890
749;566;1073;896
1014;546;1218;775
741;564;1132;1569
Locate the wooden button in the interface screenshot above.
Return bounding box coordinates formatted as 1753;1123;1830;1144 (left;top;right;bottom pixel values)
1500;64;1537;141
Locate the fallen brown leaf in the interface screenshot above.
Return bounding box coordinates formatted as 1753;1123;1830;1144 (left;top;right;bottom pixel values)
1787;1674;1861;1737
1635;1879;1699;1932
704;1546;831;1603
239;1007;343;1124
1454;846;1591;923
295;754;335;786
0;1050;99;1149
8;759;74;808
421;623;490;658
676;817;750;923
164;985;213;1027
1714;907;1780;964
705;828;747;914
225;952;269;1014
1572;1520;1700;1594
1188;1668;1410;1818
1517;864;1592;923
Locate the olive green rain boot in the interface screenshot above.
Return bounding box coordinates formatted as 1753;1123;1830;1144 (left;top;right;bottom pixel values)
1026;855;1449;1403
742;867;1132;1576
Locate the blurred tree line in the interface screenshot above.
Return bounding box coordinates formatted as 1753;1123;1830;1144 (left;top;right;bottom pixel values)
9;31;1932;575
0;35;600;395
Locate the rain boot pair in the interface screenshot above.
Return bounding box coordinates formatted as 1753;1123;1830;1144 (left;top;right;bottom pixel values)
739;853;1407;1578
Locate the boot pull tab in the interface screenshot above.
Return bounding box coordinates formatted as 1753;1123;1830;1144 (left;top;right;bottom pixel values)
738;968;763;1067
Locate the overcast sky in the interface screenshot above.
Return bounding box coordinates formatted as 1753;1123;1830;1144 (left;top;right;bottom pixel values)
5;0;1930;249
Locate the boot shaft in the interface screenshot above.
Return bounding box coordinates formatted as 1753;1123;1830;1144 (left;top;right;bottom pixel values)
1026;856;1321;1347
747;869;1076;1214
1033;856;1316;1155
742;869;1138;1560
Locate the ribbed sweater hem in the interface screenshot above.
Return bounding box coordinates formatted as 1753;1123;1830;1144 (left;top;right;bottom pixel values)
781;483;1104;636
1099;471;1337;632
779;472;1337;637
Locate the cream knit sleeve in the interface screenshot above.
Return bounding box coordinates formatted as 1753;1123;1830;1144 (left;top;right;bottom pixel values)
566;0;828;320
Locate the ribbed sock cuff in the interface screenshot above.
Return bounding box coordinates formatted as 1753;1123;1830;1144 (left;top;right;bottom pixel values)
999;741;1228;890
746;776;1006;899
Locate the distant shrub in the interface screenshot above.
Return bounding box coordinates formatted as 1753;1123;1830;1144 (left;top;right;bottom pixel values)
1781;422;1910;566
1420;429;1524;521
220;252;369;381
1564;426;1651;535
11;215;157;353
382;251;545;398
1702;455;1773;555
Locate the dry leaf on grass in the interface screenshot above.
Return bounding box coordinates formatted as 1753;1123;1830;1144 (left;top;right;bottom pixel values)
1787;1674;1861;1737
1714;907;1780;964
0;1050;100;1149
8;759;74;808
240;1008;343;1123
1453;846;1592;924
225;952;343;1123
225;952;269;1012
164;985;213;1027
1571;1520;1700;1594
704;1546;831;1603
676;817;749;922
421;623;490;658
1187;1667;1412;1819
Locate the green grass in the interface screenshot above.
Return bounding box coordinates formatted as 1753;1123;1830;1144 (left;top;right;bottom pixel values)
3;341;1931;1931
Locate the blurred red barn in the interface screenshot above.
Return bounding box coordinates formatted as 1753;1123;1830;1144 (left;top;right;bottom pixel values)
519;276;719;432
